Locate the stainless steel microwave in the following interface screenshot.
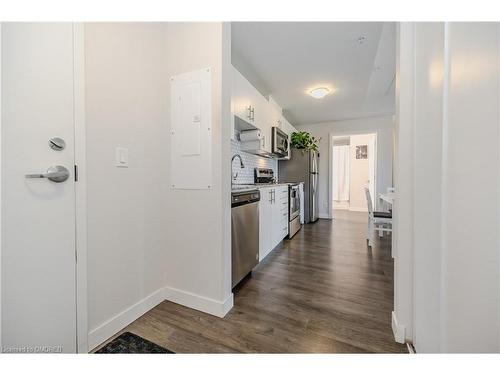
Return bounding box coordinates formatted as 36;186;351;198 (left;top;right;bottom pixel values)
272;127;289;157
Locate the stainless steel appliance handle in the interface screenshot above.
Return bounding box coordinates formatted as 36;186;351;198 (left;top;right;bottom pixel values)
25;165;70;183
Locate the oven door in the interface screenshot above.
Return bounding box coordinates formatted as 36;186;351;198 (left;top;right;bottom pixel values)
289;185;300;220
272;127;289;157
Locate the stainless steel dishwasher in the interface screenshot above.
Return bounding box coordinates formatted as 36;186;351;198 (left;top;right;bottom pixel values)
231;189;260;288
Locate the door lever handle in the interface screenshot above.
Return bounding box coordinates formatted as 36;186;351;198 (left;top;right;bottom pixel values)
25;165;70;183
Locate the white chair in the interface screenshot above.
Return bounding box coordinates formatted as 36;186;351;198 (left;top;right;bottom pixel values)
364;188;392;247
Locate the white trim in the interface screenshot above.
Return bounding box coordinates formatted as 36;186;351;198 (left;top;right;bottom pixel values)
0;22;3;350
164;286;234;318
88;287;234;351
348;206;368;212
392;310;406;343
394;22;416;346
332;201;350;210
88;287;166;351
438;22;451;352
73;23;88;354
498;22;500;354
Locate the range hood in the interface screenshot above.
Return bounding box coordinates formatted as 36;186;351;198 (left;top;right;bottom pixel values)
235;116;274;158
240;140;273;158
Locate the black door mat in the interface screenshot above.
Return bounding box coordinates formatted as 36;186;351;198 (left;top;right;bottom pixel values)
95;332;174;354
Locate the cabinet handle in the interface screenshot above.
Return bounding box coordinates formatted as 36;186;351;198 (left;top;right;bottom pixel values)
269;190;273;203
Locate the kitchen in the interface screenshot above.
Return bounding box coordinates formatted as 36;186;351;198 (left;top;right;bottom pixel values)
230;64;320;289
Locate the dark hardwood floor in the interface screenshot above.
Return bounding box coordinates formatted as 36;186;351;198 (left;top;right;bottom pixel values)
97;210;407;353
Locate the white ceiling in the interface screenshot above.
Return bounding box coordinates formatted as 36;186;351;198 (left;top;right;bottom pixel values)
231;22;396;125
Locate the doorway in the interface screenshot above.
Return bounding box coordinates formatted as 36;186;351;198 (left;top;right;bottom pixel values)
0;23;87;353
330;133;377;215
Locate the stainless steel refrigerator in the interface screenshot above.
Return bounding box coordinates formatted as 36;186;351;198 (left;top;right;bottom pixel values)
278;148;319;223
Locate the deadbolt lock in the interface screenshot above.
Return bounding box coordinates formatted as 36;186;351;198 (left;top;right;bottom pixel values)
48;137;66;151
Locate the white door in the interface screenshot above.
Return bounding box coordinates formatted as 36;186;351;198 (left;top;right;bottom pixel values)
1;23;77;353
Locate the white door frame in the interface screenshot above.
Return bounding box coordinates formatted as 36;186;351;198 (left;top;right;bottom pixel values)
73;23;88;354
0;21;3;352
0;22;88;353
328;130;378;218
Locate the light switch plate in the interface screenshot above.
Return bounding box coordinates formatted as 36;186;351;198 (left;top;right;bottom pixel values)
115;147;129;168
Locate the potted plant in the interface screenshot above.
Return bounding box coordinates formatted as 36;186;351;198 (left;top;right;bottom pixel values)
290;131;321;152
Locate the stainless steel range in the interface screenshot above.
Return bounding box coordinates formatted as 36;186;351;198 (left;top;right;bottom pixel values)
254;167;276;184
288;183;302;238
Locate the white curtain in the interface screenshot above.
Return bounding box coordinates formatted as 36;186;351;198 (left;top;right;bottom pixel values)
332;145;350;201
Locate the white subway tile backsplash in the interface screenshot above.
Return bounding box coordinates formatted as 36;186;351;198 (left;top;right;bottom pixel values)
231;139;277;184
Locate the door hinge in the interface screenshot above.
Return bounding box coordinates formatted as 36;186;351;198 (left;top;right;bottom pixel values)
74;165;78;182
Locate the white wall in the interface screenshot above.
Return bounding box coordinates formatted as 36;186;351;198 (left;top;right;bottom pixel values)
412;22;445;352
296;115;394;218
440;22;499;352
162;22;232;312
395;22;500;352
85;22;169;337
85;22;232;349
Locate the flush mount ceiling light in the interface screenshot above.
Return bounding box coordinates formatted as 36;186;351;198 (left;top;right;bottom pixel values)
309;87;331;99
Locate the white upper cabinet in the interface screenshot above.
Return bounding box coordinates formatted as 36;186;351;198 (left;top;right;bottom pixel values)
232;67;262;128
231;65;297;158
280;115;296;135
254;91;272;153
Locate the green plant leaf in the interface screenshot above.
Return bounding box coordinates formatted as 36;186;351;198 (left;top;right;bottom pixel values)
290;131;320;152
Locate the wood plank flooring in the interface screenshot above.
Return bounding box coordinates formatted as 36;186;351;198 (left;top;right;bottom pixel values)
97;210;407;353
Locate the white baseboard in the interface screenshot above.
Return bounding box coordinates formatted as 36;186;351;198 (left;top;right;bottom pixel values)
88;287;165;351
333;201;350;210
164;286;233;318
88;286;234;351
392;311;406;343
349;206;368;212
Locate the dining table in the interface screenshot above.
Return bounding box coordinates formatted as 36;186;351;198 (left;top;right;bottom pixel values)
379;192;395;211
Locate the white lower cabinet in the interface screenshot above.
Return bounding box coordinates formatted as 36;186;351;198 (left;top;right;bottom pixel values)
259;186;289;261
